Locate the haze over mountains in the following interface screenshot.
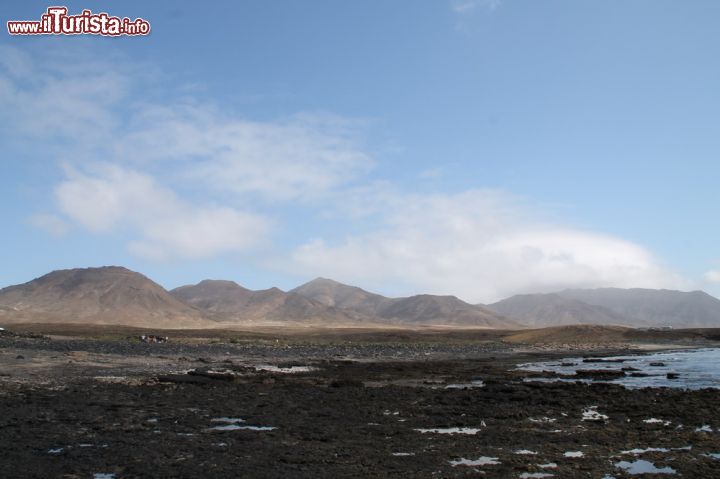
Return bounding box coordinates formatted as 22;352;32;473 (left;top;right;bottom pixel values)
486;289;720;329
0;266;718;329
558;288;720;328
486;293;635;328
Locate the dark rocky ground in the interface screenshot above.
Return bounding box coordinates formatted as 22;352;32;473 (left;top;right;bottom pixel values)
1;331;719;478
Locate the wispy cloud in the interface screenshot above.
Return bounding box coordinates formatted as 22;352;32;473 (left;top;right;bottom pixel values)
27;214;69;237
1;45;373;260
118;106;374;201
0;45;132;145
452;0;502;14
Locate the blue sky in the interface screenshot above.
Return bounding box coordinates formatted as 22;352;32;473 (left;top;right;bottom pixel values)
1;0;719;302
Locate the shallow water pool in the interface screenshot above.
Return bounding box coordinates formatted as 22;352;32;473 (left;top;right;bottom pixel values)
519;348;720;389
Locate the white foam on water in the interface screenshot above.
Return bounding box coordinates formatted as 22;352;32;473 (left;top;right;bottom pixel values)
445;380;485;389
93;474;115;479
529;417;557;423
211;417;245;423
449;456;500;466
515;449;538;455
392;452;415;457
564;451;584;458
615;459;676;475
621;447;669;454
582;406;608;422
206;424;276;431
415;427;481;435
519;473;554;478
47;448;63;454
695;425;713;432
643;418;671;426
538;463;558;469
254;365;317;373
704;453;720;459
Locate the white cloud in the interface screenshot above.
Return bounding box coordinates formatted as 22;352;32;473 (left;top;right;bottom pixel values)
0;44;34;78
117;106;374;200
1;45;373;260
2;44;694;297
0;46;372;203
56;164;271;260
0;45;130;143
452;0;502;13
705;270;720;283
290;190;689;303
28;214;69;237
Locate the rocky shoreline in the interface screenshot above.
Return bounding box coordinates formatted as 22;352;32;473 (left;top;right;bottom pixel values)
1;333;719;478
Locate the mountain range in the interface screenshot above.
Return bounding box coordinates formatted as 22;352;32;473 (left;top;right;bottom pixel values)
0;267;513;329
170;279;364;324
557;288;720;328
485;293;634;328
289;278;518;328
485;289;720;329
0;266;718;329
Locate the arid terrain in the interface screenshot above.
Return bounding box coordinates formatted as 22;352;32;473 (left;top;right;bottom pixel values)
1;325;720;478
5;267;720;331
5;3;720;478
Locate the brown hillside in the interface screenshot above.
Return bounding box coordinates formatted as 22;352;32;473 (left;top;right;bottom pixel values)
0;266;210;328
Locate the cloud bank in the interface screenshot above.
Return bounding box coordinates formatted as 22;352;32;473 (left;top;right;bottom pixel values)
705;270;720;283
291;190;688;303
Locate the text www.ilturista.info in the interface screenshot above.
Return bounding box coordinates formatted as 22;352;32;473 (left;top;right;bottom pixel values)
7;7;150;36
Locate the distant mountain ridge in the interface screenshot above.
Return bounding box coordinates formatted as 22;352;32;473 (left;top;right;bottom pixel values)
1;266;718;329
290;278;520;328
557;288;720;328
487;288;720;329
486;293;637;328
170;279;364;324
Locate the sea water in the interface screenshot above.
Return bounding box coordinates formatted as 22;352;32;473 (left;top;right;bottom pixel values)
518;348;720;390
